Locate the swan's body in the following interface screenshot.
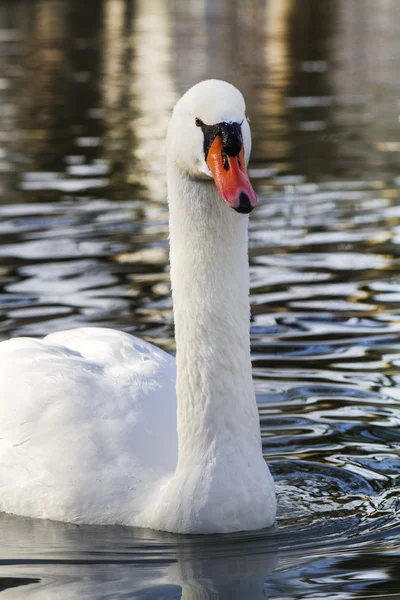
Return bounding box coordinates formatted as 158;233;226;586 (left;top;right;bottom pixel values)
0;80;276;533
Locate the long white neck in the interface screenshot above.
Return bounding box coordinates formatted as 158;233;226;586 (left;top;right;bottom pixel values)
141;164;275;533
168;166;261;464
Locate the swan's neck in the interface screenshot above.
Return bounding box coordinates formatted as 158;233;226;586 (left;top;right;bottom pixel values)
168;167;261;465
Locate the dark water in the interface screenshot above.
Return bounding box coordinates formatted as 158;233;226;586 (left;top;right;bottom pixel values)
1;0;400;598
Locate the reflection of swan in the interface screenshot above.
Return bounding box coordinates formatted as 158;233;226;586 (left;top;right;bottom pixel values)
0;514;278;599
0;80;276;534
168;540;279;600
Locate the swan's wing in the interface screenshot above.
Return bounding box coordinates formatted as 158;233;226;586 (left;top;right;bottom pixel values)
0;327;177;524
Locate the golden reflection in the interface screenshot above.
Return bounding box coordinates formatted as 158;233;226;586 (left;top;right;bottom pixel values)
101;0;133;197
262;0;293;162
18;1;68;163
170;0;207;86
265;0;292;75
115;247;167;264
35;0;65;43
129;0;177;202
375;142;400;152
381;189;400;199
102;0;126;124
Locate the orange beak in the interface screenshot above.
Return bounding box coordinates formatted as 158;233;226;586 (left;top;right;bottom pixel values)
206;135;258;213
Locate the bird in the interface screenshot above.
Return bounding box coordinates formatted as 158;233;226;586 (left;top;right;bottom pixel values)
0;79;276;534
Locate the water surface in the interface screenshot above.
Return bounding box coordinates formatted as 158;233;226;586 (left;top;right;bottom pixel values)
1;1;400;598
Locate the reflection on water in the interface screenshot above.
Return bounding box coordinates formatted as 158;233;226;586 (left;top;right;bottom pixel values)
1;0;400;598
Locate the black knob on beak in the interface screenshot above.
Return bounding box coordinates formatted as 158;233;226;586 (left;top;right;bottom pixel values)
202;121;242;160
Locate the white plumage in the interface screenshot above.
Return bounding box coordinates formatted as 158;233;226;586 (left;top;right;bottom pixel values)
0;80;276;533
0;328;177;524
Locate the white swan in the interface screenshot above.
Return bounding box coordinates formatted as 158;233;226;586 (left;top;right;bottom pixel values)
0;80;276;534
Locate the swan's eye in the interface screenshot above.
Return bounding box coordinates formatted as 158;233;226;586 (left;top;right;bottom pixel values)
195;118;203;127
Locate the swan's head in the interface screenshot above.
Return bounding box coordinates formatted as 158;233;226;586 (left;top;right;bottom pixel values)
167;79;257;214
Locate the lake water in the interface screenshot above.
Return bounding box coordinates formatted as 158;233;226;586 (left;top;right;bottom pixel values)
1;0;400;598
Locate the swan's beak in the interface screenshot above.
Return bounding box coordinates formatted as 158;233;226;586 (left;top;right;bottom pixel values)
206;135;258;214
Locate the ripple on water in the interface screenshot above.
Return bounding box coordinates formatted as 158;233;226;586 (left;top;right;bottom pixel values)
2;177;399;597
1;1;400;595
